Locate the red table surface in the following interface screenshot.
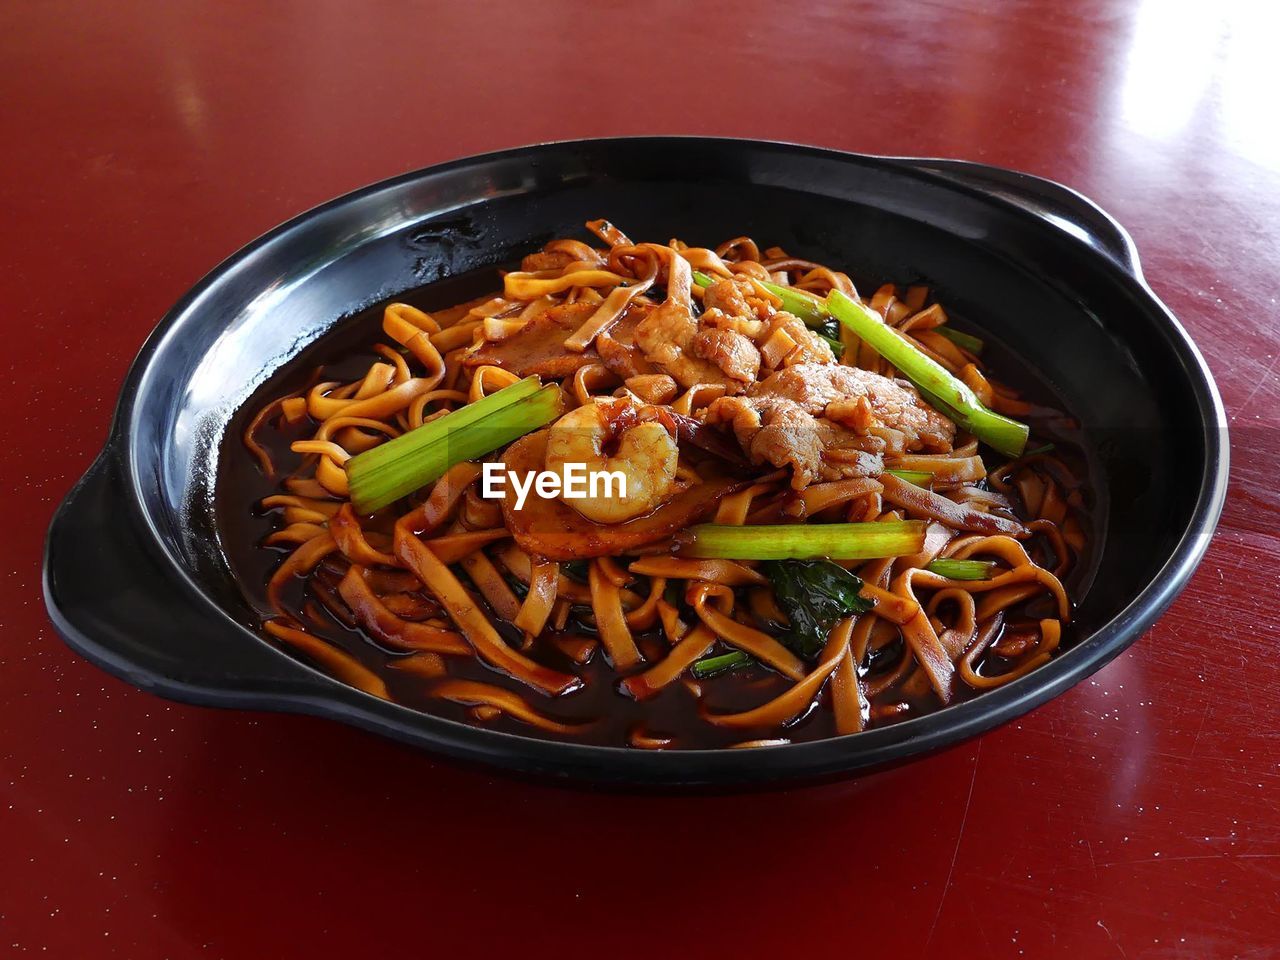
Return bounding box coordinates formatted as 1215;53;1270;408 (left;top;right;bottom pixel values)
3;1;1278;957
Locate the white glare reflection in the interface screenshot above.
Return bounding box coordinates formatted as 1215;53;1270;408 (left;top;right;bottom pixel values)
1120;0;1220;142
1217;2;1280;171
1121;0;1280;170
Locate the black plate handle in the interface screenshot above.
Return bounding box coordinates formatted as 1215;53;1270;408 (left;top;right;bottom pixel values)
886;157;1144;279
43;449;332;709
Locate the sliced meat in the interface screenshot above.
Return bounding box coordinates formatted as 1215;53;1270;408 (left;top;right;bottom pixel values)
760;312;836;367
691;327;761;383
634;299;743;392
750;363;954;451
464;302;598;379
702;277;755;318
702;276;774;321
596;305;656;380
706;396;884;489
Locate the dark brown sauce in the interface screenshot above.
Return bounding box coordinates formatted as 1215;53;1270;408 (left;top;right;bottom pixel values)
215;273;1098;749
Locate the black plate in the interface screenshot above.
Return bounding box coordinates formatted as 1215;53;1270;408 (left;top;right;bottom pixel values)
42;138;1228;785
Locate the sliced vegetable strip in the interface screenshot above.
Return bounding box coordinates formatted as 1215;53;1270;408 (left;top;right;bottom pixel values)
926;558;996;581
677;520;925;560
885;468;933;487
346;377;562;513
691;651;752;679
934;325;985;355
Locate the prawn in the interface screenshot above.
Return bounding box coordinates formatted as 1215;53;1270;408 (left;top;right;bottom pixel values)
544;398;679;524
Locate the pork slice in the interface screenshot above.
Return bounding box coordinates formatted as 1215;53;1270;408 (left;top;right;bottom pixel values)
464;302;599;379
750;362;954;451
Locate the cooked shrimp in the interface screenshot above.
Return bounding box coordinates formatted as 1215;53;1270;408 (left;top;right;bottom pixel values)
544;398;679;524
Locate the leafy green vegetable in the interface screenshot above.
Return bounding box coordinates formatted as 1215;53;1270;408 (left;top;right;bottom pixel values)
691;650;752;679
762;559;875;658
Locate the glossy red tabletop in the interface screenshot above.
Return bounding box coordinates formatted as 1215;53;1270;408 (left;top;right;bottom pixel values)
5;1;1278;956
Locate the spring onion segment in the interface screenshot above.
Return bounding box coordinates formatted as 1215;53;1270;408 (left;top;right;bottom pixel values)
885;468;934;487
677;520;926;560
926;558;996;580
826;291;1029;458
346;377;564;513
692;651;752;679
934;325;985;355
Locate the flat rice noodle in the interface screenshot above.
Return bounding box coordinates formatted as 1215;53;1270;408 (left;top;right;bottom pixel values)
627;557;766;586
799;477;884;515
624;576;666;631
890;570;958;701
706;616;854;728
422;528;510;564
857;583;917;624
338;566;471;655
500;430;740;560
493;543;595;603
458;548;523;622
831;644;866;735
428;679;587;734
894;520;954;572
329;503;399;566
960;617;1056;689
399;462;481;537
589;560;643;669
244;397;286;475
264;619;389;700
881;473;1026;537
656;599;689;645
266;533;338;614
394;528;581;696
887;454;986;484
513;560;559;635
620;624;717;701
380;593;442;620
947;534;1032;568
388;652;447;679
265;522;327;546
690;584;805;681
713;480;782;525
911;564;1070;621
975;583;1044;621
548;634;597;664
